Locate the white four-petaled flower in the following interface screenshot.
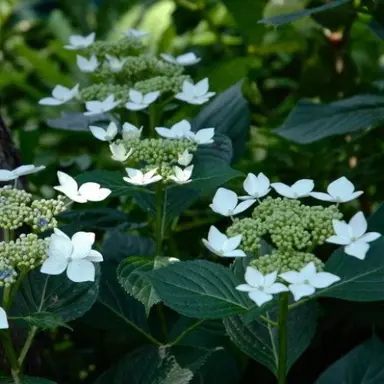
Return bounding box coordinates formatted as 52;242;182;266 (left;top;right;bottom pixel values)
84;95;120;115
310;176;363;203
0;164;45;182
189;128;215;145
122;122;143;140
109;143;133;162
210;188;255;217
175;78;215;105
64;32;95;50
76;55;99;72
123;168;162;186
105;55;127;72
169;165;193;184
236;267;288;306
54;171;111;203
271;179;314;199
240;172;271;200
155;120;192;140
0;308;8;329
326;211;381;260
178;149;193;166
39;84;79;106
202;226;246;258
125;90;160;111
41;229;103;282
123;28;149;38
160;52;201;66
279;262;340;301
89;122;118;141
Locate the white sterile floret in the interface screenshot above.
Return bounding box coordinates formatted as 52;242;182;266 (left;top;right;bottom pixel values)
169;165;193;184
109;143;133;162
54;171;111;203
210;187;255;217
64;32;95;50
0;164;46;181
76;55;99;72
310;176;363;203
279;262;340;301
0;307;8;329
122;122;143;140
202;226;246;258
105;55;127;72
89;122;118;141
236;267;288;306
39;84;79;106
84;95;120;115
240;172;271;200
175;78;216;105
271;179;314;199
41;229;103;283
189;128;215;145
155;120;192;140
178;150;193;166
160;52;201;66
125;89;160;111
123;28;149;38
123;168;162;186
326;211;381;260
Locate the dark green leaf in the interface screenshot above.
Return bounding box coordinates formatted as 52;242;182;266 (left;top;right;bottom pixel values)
368;20;384;40
17;312;71;330
0;374;56;383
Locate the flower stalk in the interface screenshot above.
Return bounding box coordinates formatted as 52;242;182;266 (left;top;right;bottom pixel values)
277;292;289;384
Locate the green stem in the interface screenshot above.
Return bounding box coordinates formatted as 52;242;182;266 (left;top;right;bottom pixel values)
4;269;28;312
170;319;204;346
155;184;164;256
0;331;20;383
18;326;37;368
260;315;278;328
277;293;289;384
149;105;157;138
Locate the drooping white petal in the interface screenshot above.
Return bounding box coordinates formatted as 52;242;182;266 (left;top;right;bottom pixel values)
326;235;351;246
110;143;132;162
129;89;143;104
71;232;95;259
202;238;222;257
271;182;294;198
193;128;215;144
125;101;146;111
155;127;175;139
309;192;334;201
177;52;201;66
244;267;264;287
289;283;315;301
222;234;242;253
89;125;108;141
40;255;68;275
232;199;256;215
248;290;273;306
13;165;45;177
143;91;160;104
309;272;340;289
0;170;17;181
224;249;246;257
178;150;193;166
86;249;104;262
279;271;304;284
39;97;64;106
236;284;254;292
210;188;238;216
359;232;381;243
78;182;111;201
207;226;228;250
344;242;370;260
264;283;289;294
67;259;96;282
349;212;367;238
0;308;9;329
56;171;78;195
195;78;209;97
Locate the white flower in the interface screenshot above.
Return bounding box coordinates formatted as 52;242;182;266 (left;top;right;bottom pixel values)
175;78;216;105
326;211;381;260
89;122;118;141
123;28;149;38
310;176;363;203
123;168;162;186
76;54;99;72
189;128;215;145
236;267;288;306
240;172;271;200
169;165;193;184
84;95;120;116
125;90;160;111
160;52;201;66
210;188;255;217
0;164;45;181
105;55;127;72
109;143;133;162
178;150;193;166
39;84;79;106
279;262;340;301
64;32;95;50
271;179;314;199
155;120;193;140
0;308;8;329
40;229;103;283
202;226;246;258
122;122;143;140
54;171;111;203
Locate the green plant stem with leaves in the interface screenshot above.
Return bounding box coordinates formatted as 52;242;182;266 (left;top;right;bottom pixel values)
277;293;289;384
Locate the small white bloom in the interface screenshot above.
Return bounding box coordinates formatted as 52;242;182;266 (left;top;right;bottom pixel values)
76;54;99;72
169;165;193;184
105;55;127;72
89;122;118;141
123;168;162;186
202;226;246;258
109;143;133;162
210;188;255;217
178;150;193;166
40;229;103;282
326;211;381;260
125;90;160;111
271;179;314;199
160;52;201;66
155;120;193;140
64;32;95;50
280;262;340;301
175;78;216;105
0;307;8;329
310;176;363;203
0;164;45;182
236;267;288;306
39;84;79;106
240;172;271;200
123;28;149;38
54;171;111;203
122;122;143;140
189;128;215;145
84;95;120;116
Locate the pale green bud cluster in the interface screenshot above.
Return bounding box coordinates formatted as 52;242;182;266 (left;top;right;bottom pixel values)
83;37;145;57
80;84;131;102
0;261;17;287
134;75;191;95
27;198;66;232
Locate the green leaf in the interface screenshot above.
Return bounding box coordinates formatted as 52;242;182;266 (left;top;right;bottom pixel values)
145;260;251;319
275;95;384;143
368;20;384;40
0;374;56;383
17;312;71;330
259;0;352;26
46;112;114;131
315;337;384;383
224;301;318;376
117;256;174;315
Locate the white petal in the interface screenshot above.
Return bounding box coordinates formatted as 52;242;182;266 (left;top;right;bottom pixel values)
248;290;273;306
279;271;304;284
39;97;64;106
161;53;176;64
53;228;70;239
126;168;142;179
244;267;264;287
129;89;143;103
359;232;381;243
194;128;215;144
173;120;191;137
86;249;103;262
207;225;228;250
349;211;367;238
14;165;45;177
40;256;68;275
326;235;351;246
182;81;196;98
71;232;95;259
0;170;16;181
345;242;370;260
52;85;70;99
309;272;340;289
327;177;355;199
67;259;95;282
222;234;242;253
48;234;72;259
300;262;317;279
263;271;278;287
89;126;108;141
271;183;294;198
291;179;314;196
56;171;78;193
243;173;258;196
0;308;8;329
309;192;334;202
195;78;209;97
223;249;246;257
143;91;160;104
235;284;254;292
107;122;118;139
211;188;238;215
340;191;363;203
125;101;146;111
155;127;175;139
332;220;352;241
232;199;256;215
78;182;111;201
289;284;315;301
202;238;222;257
264;283;289;294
